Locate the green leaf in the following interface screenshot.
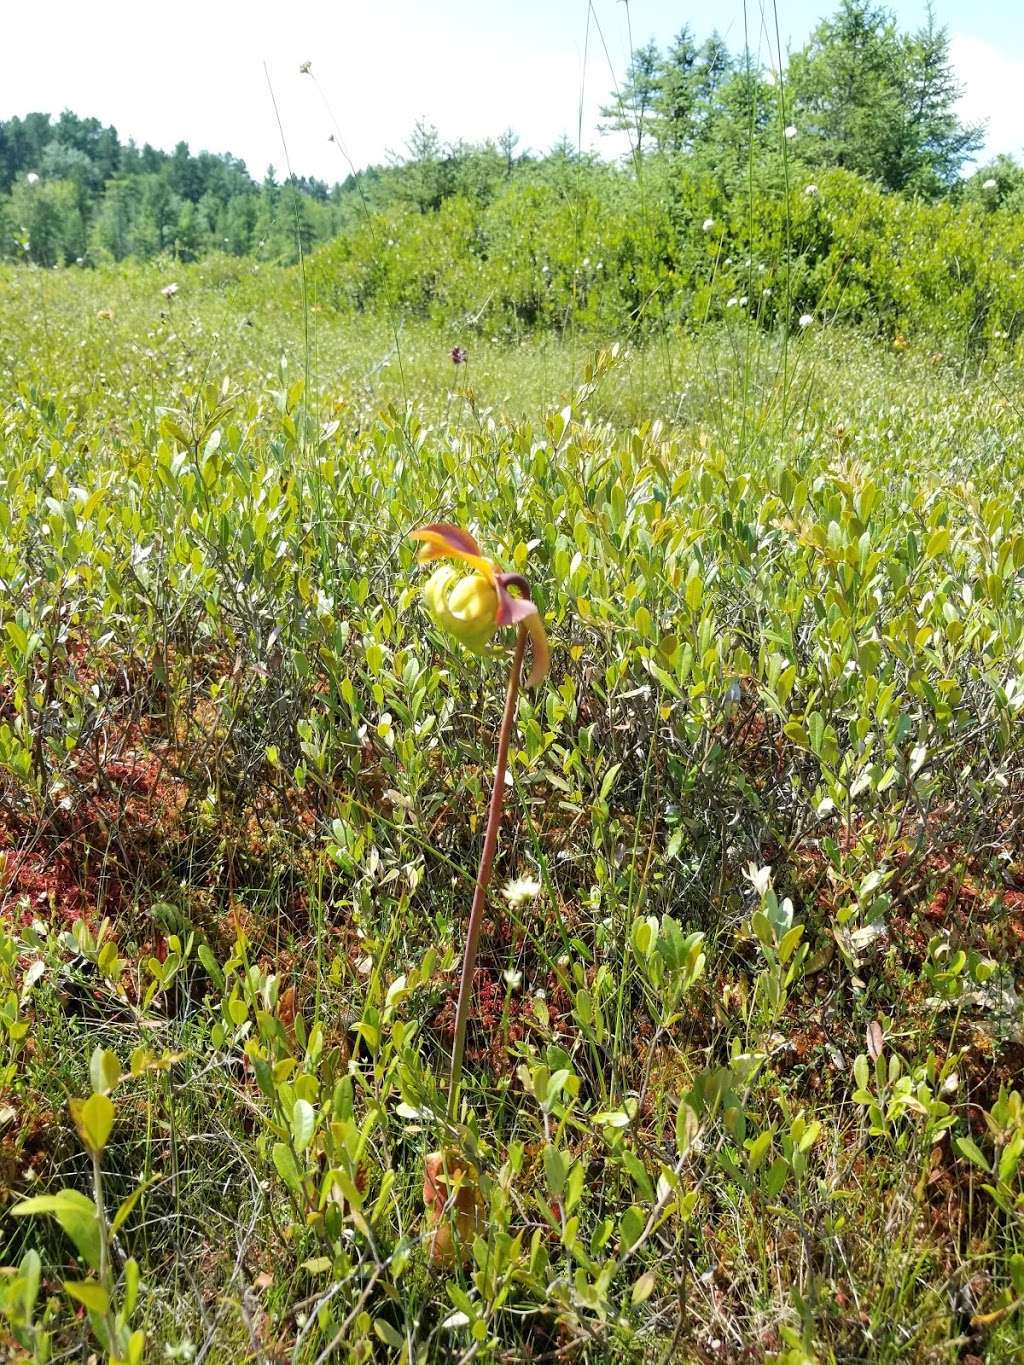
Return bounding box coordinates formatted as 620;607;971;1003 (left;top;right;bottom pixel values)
778;924;804;966
63;1279;109;1315
123;1256;140;1317
620;1147;655;1201
291;1099;315;1153
11;1189;101;1270
20;1247;41;1318
746;1130;773;1171
272;1141;302;1191
89;1045;121;1096
71;1092;115;1154
300;1256;333;1275
675;1101;698;1156
543;1143;567;1198
565;1160;586;1213
853;1054;870;1093
751;911;775;949
620;1204;646;1251
599;762;622;801
784;719;809;749
5;619;28;655
925;527;950;560
197;944;225;990
764;1156;790;1198
953;1135;991;1173
374;1319;404;1348
631;1270;656;1304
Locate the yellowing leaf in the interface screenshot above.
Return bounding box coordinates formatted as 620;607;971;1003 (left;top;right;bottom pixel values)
71;1092;115;1154
63;1278;109;1315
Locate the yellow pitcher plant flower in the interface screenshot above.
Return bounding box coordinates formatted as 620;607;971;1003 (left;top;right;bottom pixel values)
410;523;549;686
409;522;552;1268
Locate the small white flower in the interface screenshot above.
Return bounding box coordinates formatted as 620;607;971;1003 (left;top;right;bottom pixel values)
982;178;997;190
804;183;818;196
161;282;178;299
502;875;542;907
744;863;773;898
763;286;772;296
25;172;39;185
739;296;748;307
799;312;814;328
702;217;715;232
726;296;739;308
784;125;797;139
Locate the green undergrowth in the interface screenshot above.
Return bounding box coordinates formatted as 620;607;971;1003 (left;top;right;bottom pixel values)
1;264;1023;1361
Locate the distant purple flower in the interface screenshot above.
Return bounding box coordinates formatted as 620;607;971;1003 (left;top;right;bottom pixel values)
450;346;468;365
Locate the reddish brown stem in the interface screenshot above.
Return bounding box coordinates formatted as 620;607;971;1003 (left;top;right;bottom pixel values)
446;623;528;1121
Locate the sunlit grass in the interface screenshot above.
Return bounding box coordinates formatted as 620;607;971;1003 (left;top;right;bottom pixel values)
1;260;1023;1361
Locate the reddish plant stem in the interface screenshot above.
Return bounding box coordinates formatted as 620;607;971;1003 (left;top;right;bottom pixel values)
447;623;528;1121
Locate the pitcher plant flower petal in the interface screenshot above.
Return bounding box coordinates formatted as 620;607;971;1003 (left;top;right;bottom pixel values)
410;523;549;686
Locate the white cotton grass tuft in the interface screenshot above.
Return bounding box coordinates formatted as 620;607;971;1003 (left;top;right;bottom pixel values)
161;282;179;299
702;217;715;232
501;875;542;907
982;178;998;190
799;313;814;328
25;172;39;185
784;125;797;139
804;183;819;196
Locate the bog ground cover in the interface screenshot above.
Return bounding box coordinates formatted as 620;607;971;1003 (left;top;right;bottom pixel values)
1;250;1023;1364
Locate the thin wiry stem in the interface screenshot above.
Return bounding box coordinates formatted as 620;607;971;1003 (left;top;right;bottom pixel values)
446;623;528;1122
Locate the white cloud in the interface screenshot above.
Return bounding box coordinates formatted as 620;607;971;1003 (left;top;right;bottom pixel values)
951;33;1024;162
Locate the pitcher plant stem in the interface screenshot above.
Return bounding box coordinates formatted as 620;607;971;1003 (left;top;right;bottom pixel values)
446;622;528;1121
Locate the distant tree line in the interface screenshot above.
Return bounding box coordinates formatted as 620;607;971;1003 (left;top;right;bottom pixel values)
1;1;1018;270
0;110;345;266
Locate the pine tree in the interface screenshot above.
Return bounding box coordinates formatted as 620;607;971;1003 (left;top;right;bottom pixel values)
599;40;661;157
788;0;983;195
653;29;734;152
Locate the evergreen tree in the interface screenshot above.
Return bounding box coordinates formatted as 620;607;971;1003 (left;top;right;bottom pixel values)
654;29;734;152
788;0;983;195
897;9;985;193
599;40;661;156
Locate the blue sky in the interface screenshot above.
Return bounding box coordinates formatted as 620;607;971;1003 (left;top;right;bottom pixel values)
2;2;1021;180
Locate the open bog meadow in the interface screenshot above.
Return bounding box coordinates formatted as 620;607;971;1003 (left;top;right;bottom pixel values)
1;251;1023;1362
